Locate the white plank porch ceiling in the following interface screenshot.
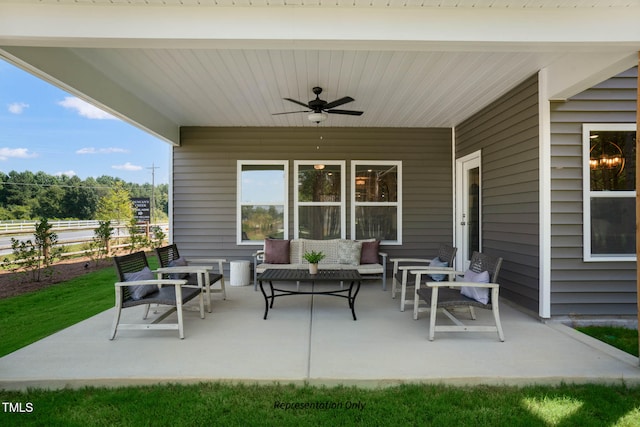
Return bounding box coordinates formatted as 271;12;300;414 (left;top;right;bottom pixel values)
3;0;639;130
74;48;566;128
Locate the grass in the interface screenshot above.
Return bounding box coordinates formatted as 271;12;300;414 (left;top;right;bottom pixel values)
1;261;640;425
0;256;159;358
1;382;640;426
576;326;639;357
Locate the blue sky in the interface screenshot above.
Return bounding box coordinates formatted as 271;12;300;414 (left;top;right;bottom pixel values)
0;59;170;185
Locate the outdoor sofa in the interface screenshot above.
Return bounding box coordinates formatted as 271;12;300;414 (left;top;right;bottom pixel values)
253;238;387;290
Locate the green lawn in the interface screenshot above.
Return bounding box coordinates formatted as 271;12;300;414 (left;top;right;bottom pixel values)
1;382;640;426
577;326;639;357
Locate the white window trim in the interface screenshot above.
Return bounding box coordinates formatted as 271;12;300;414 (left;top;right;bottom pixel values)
237;160;289;245
293;160;346;239
351;160;402;245
582;123;636;262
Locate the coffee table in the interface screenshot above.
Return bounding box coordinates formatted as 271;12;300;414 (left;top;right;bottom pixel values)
258;269;362;320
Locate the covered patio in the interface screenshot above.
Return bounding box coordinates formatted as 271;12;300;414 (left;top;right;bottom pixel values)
1;283;638;391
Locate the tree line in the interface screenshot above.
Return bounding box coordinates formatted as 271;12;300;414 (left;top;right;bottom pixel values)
0;170;168;221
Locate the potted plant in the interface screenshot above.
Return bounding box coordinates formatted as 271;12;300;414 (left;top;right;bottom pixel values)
303;250;325;274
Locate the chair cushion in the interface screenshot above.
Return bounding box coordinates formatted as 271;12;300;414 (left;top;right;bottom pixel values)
338;239;362;266
264;239;290;264
428;256;449;281
168;256;189;279
460;269;490;304
124;267;157;300
360;240;380;264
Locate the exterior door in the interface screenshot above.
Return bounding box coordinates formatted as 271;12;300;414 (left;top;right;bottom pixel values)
455;151;481;270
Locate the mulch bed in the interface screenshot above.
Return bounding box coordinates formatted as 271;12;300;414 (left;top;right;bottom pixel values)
0;256;113;300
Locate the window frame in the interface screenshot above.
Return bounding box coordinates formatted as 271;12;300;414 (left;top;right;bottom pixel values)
351;160;402;245
582;123;636;261
237;160;289;245
293;160;346;240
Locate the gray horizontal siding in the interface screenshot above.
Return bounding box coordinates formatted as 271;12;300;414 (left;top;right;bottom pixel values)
173;127;453;271
456;74;540;313
549;66;638;316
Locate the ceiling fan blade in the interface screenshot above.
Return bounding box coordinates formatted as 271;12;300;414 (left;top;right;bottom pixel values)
272;110;309;115
326;109;363;116
323;96;354;110
283;98;310;109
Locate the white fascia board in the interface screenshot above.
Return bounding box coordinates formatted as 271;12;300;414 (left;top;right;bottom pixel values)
1;4;640;48
0;45;180;146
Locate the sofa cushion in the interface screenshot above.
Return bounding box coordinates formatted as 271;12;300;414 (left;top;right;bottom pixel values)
264;239;290;264
338;239;362;266
360;240;380;264
300;239;340;264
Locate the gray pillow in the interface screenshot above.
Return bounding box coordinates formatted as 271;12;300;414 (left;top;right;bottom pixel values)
460;269;490;304
123;266;157;300
428;256;449;281
338;240;362;266
168;256;189;279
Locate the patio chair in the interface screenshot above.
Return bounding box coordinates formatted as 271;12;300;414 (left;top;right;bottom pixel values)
111;251;204;340
412;251;504;341
390;243;457;311
155;244;226;313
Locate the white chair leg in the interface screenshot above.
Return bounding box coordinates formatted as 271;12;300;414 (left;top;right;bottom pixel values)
428;287;439;341
176;287;185;339
492;288;505;341
110;305;122;340
400;270;408;312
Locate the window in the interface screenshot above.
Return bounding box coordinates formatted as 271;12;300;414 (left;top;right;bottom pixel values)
351;161;402;244
583;124;636;261
237;161;288;244
294;161;345;239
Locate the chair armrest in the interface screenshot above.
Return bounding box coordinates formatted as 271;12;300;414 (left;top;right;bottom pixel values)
253;250;265;262
115;279;187;287
390;258;433;263
186;258;226;273
187;258;227;263
429;281;499;289
155;266;212;275
399;265;453;271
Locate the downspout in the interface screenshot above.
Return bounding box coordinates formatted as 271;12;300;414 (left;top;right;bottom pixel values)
538;69;552;319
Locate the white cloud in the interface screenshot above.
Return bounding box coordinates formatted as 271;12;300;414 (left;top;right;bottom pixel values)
8;102;29;114
76;147;129;155
0;147;37;161
58;97;118;120
55;170;77;178
112;162;142;171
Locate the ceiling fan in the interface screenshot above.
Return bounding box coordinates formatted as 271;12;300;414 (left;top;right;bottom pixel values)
272;87;363;123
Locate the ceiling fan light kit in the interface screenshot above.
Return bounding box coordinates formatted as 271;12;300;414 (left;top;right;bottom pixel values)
308;112;327;123
273;86;363;123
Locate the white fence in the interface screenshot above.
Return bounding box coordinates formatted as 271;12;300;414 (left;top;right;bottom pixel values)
0;220;103;233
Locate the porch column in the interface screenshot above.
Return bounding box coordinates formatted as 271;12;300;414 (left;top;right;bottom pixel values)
636;52;640;364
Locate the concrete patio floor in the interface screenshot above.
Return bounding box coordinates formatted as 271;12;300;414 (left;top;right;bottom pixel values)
1;281;639;391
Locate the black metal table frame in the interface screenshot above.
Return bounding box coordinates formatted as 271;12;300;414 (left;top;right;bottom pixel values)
258;269;362;320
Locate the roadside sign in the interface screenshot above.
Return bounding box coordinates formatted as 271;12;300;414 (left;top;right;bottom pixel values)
131;197;150;222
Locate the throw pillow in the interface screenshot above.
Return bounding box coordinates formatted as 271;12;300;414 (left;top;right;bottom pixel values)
360;240;380;264
460;269;490;305
123;266;157;300
338;240;363;266
427;256;449;281
168;256;189;279
264;239;290;264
